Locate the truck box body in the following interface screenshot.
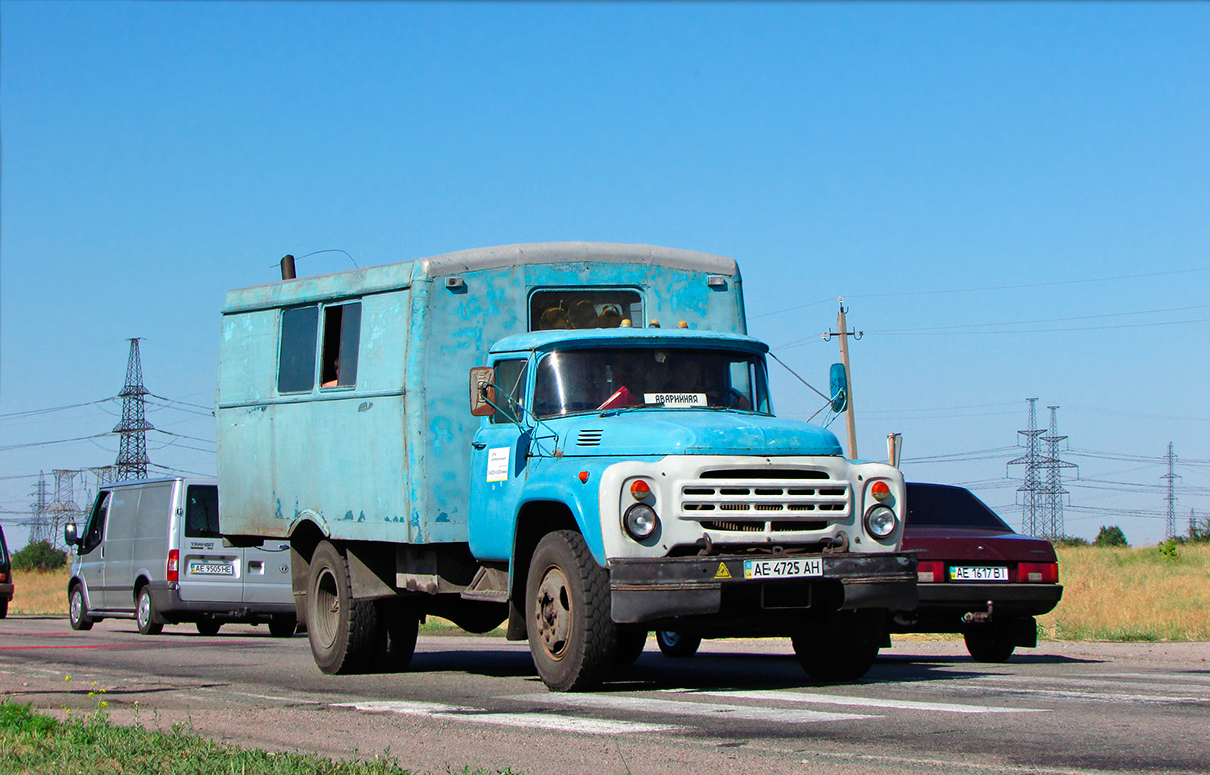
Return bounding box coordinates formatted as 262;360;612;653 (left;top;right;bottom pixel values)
217;242;744;546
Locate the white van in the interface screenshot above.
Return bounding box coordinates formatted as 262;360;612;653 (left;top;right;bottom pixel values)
65;477;297;636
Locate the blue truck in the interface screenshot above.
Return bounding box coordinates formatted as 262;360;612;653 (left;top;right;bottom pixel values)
216;242;915;690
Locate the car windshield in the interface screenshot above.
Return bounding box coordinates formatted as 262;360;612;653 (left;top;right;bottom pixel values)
532;347;770;418
905;483;1013;531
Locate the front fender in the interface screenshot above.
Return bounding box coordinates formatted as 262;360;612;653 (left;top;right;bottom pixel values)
517;463;611;565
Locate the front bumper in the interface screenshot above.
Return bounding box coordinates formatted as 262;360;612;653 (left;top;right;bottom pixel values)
608;551;917;625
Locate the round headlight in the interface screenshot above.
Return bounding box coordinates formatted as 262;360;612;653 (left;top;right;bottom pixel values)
623;503;659;541
864;505;898;539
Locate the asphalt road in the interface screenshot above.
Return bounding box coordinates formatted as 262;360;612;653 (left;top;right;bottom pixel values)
1;616;1207;775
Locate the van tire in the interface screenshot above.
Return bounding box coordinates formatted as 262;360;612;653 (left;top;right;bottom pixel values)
306;541;379;674
525;530;615;692
69;585;93;631
656;630;702;658
268;615;297;638
196;620;222;636
136;587;164;635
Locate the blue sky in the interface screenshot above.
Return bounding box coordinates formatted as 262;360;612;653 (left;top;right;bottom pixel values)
2;2;1207;547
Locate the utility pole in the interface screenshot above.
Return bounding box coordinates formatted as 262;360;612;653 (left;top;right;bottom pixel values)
1161;442;1180;540
823;298;862;459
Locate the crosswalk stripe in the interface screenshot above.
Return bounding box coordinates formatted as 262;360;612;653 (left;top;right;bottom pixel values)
942;683;1210;705
335;700;681;735
508;693;872;723
668;689;1048;714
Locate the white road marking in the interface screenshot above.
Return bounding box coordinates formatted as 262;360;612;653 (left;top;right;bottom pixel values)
508;693;872;723
335;700;681;735
670;688;1049;714
943;682;1210;705
1097;672;1210;685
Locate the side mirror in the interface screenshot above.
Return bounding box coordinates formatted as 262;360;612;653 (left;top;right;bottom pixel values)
64;522;78;547
829;363;848;413
469;366;496;417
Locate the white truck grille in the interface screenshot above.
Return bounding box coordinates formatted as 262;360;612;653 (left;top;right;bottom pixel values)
678;468;850;533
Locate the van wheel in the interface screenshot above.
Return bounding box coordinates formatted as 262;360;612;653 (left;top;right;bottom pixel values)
196;620;222;636
525;530;615;692
306;541;379;674
792;610;882;683
656;630;702;658
69;586;93;631
136;587;164;635
268;615;297;638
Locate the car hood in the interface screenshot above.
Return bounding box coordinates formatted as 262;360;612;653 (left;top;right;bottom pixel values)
549;411;844;458
902;527;1058;563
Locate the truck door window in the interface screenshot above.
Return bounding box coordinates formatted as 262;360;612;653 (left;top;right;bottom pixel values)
321;302;361;388
530;290;642;331
185;485;221;538
81;491;111;554
490;359;528;424
278;305;319;393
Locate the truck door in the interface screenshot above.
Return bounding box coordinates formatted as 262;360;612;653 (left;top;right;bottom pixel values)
468;357;530;561
178;484;242;604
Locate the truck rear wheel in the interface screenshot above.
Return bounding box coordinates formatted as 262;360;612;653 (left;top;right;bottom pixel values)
306;541;380;674
379;600;420;672
525;530;615;691
791;610;882;683
613;626;647;665
196;620;222;636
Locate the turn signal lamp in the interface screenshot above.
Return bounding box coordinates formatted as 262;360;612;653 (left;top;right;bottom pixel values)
1018;562;1059;583
578;471;589;483
870;481;891;501
917;560;944;583
630;480;652;500
166;549;180;582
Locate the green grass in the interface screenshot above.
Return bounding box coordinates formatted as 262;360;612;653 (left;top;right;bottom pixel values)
0;702;515;775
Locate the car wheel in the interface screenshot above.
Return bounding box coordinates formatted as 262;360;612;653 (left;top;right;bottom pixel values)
655;630;702;658
136;587;163;635
525;530;615;692
306;540;380;674
0;598;7;619
196;620;222;637
614;626;648;665
792;610;883;683
964;628;1017;662
69;585;93;631
268;615;297;638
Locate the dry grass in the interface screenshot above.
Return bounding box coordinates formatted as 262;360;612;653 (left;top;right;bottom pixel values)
9;568;69;616
1039;543;1210;641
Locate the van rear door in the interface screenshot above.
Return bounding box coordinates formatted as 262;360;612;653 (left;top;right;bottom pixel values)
177;484;242;603
242;539;293;606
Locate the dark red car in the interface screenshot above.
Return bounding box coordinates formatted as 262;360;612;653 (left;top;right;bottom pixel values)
890;482;1063;662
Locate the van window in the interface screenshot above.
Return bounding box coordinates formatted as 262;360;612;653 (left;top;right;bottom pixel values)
530;290;642;331
320;302;361;388
490;359;528;424
185;485;221;538
81;491;111;554
278;305;319;394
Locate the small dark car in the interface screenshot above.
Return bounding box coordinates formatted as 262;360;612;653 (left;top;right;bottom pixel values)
890;482;1063;662
0;526;12;618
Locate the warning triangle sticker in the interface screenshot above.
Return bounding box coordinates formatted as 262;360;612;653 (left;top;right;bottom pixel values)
714;562;732;579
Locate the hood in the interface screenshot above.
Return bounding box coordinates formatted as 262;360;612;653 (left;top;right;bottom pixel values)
550;410;843;457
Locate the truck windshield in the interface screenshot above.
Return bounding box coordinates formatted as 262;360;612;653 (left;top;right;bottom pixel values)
532;347;770;418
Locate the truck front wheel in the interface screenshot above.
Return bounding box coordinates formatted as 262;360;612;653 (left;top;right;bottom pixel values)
791;610;883;683
525;530;615;691
306;541;380;674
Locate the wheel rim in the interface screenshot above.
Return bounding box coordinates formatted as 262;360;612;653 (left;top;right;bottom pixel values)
70;590;83;623
534;565;573;661
137;592;150;628
661;631;680;648
312;566;340;650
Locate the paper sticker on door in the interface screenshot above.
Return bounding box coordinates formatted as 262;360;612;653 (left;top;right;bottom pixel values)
486;447;510;482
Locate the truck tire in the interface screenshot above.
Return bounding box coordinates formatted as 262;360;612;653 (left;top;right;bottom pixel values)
964;627;1017;663
196;620;222;636
306;540;380;674
525;530;616;692
614;626;647;665
136;587;164;635
656;630;702;658
69;585;94;631
791;610;882;683
268;615;297;638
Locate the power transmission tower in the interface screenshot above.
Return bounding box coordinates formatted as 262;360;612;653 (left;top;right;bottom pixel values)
114;338;154;481
1161;442;1180;540
1008;398;1046;538
27;472;51;542
1041;406;1078;539
36;469;80;550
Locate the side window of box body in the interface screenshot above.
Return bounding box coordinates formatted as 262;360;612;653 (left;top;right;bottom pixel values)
278;306;319;394
277;301;362;394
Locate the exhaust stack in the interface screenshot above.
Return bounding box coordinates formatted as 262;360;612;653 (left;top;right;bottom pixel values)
280;254;296;281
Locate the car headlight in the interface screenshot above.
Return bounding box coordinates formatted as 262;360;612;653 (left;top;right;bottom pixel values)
623;503;659;541
864;505;898;539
